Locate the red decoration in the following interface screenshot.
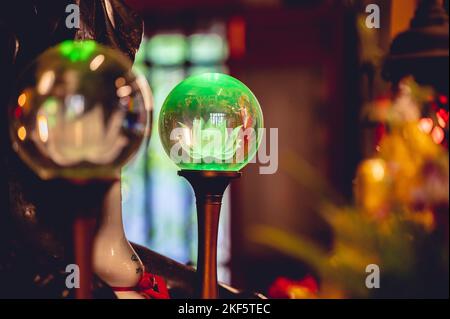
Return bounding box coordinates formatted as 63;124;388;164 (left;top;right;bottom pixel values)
138;272;170;299
111;272;170;299
268;275;319;299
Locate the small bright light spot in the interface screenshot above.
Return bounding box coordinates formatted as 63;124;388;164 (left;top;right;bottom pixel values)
115;77;126;88
18;93;27;107
370;160;385;182
37;115;49;143
431;126;444;144
37;70;55;95
17;126;27;141
117;85;132;98
65;94;85;117
437;113;446;128
89;54;105;71
418;117;434;134
439;95;448;105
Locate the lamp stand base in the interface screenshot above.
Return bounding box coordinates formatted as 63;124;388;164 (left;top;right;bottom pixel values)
178;170;241;299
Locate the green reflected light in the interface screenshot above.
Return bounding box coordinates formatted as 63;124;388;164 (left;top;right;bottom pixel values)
147;34;187;66
59;40;97;62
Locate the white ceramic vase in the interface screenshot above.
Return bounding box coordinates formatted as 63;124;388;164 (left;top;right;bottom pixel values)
93;180;146;299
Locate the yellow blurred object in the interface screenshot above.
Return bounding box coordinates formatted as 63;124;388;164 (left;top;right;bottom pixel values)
402;123;442;158
378;122;446;208
379;132;417;178
318;282;347;299
287;286;317;299
355;158;390;218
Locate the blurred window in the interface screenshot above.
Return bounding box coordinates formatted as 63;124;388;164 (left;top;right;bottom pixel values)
122;24;231;283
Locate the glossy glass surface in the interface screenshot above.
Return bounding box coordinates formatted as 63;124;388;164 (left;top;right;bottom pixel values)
158;73;263;171
10;40;152;180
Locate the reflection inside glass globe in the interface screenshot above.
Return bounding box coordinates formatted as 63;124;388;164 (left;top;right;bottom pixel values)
159;73;263;171
10;40;151;180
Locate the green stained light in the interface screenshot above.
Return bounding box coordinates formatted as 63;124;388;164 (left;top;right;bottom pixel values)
146;34;187;66
159;73;264;172
59;40;97;62
188;33;229;64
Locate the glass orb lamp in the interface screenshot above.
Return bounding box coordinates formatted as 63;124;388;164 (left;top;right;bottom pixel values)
10;40;151;181
159;72;263;171
9;40;152;298
158;73;264;298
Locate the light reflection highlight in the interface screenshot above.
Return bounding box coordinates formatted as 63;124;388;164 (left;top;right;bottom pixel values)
37;115;49;143
90;54;105;71
17;126;27;141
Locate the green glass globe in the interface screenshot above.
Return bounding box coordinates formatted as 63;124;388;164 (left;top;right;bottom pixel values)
159;73;263;171
9;40;152;181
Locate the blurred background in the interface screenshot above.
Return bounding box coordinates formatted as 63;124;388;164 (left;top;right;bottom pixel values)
120;0;449;298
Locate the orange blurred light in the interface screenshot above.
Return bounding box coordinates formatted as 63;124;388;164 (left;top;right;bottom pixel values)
115;77;126;88
370;160;385;182
18;93;27;107
17;126;27;141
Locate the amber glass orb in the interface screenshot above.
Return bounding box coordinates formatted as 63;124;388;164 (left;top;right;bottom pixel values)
159;73;263;171
10;40;152;180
